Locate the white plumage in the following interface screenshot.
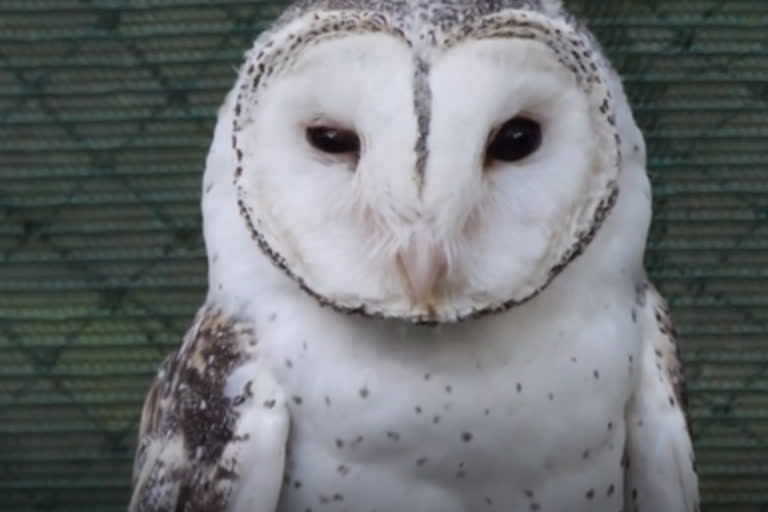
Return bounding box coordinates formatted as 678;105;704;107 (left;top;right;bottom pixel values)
129;1;700;511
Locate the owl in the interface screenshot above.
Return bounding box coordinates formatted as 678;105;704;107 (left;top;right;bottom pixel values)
129;0;700;511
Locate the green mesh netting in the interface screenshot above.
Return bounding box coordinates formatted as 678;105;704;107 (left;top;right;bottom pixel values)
1;1;766;510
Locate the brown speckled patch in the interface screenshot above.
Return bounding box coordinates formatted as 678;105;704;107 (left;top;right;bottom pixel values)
277;0;565;33
130;308;259;511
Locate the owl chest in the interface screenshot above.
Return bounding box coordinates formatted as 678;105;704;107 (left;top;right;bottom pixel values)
261;294;641;511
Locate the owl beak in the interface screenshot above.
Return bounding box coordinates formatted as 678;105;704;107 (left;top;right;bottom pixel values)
396;242;448;305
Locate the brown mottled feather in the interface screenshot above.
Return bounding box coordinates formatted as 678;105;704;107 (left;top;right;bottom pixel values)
129;307;263;512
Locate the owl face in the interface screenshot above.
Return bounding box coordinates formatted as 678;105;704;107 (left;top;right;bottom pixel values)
226;4;625;322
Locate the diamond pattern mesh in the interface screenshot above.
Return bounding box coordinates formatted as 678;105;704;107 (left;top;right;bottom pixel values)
1;1;766;510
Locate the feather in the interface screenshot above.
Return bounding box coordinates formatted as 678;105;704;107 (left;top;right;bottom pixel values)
129;307;290;512
623;284;700;511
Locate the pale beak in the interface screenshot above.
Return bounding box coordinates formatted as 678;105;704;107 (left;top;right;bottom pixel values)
396;241;448;305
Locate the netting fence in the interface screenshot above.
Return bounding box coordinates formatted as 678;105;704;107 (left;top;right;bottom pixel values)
1;1;767;510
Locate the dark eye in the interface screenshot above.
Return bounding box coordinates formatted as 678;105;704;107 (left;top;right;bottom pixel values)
306;126;360;155
486;117;542;163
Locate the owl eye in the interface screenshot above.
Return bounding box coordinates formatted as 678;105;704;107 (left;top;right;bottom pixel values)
306;126;360;155
486;117;542;163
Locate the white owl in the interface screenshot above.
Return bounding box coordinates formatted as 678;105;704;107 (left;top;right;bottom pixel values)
129;1;700;511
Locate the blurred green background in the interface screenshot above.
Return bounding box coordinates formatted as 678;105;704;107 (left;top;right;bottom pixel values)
1;1;767;510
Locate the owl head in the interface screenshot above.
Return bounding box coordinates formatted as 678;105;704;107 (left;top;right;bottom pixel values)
202;0;650;323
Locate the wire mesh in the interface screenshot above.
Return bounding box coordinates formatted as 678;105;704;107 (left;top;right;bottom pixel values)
1;1;767;510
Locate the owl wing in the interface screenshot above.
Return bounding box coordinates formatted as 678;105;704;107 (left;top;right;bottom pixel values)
623;283;700;511
129;307;290;512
